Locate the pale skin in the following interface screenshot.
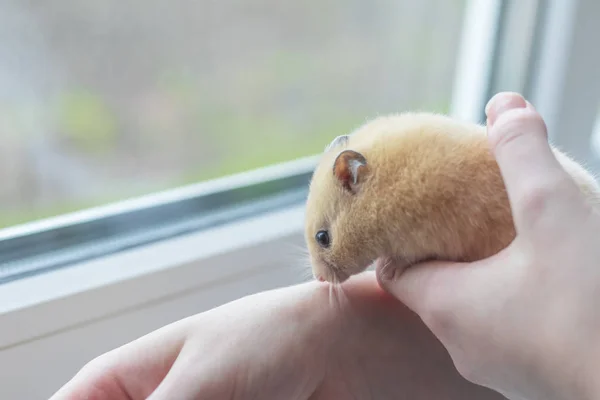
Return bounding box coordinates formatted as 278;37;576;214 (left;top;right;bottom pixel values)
51;92;600;400
377;92;600;400
50;273;503;400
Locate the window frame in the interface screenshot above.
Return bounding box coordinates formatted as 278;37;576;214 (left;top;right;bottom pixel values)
0;0;504;286
0;1;545;397
526;0;600;170
0;155;318;284
0;0;501;351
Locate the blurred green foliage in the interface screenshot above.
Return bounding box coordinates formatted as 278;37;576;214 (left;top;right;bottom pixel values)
57;90;118;153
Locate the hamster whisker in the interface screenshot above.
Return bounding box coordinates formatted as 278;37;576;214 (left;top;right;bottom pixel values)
282;248;315;283
333;282;349;310
287;261;313;283
300;270;315;283
278;242;310;263
325;280;349;313
286;243;310;258
293;256;316;283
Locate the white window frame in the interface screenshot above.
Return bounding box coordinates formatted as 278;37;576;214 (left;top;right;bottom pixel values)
527;0;600;170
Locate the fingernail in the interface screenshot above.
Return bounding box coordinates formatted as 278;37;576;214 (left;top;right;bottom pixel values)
485;92;527;127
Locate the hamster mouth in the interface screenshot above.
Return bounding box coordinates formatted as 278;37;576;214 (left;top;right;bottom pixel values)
325;261;351;283
316;259;350;284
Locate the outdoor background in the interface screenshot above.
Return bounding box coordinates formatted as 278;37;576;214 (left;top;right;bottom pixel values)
0;0;466;228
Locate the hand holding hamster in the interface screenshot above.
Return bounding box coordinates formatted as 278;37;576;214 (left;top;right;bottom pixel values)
305;97;599;284
380;93;600;400
307;92;600;400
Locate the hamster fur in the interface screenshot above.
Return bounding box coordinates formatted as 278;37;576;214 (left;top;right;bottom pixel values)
304;112;600;283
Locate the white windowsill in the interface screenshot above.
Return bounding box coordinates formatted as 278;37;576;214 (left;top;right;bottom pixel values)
0;203;307;350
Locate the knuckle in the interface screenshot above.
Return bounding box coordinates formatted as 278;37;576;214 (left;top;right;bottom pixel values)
517;185;552;218
453;358;480;384
454;356;494;388
447;339;497;386
516;178;570;226
80;351;118;376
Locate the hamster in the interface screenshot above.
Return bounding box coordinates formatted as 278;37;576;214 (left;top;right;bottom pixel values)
304;112;600;283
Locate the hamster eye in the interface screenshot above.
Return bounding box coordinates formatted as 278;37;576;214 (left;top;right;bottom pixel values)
315;230;330;248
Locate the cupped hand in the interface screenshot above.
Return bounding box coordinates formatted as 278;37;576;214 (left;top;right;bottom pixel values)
50;272;503;400
377;92;600;400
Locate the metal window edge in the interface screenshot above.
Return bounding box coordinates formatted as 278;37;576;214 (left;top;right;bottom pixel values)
0;155;320;284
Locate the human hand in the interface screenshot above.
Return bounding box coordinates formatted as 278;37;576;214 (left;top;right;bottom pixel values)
50;273;503;400
376;92;600;400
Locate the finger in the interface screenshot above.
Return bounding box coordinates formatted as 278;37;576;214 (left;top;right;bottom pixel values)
146;352;208;400
376;258;467;318
375;256;502;337
485;92;583;229
50;319;189;400
49;368;128;400
147;339;238;400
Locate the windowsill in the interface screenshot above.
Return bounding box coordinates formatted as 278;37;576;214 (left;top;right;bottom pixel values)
0;203;307;350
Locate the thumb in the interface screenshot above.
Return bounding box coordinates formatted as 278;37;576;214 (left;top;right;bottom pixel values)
375;255;505;330
485;92;582;228
375;258;473;318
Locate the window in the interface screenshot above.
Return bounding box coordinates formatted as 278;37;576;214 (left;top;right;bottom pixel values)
1;0;467;229
0;0;481;284
11;1;594;398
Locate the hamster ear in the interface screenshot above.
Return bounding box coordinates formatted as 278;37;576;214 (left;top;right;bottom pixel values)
333;150;368;193
324;135;349;152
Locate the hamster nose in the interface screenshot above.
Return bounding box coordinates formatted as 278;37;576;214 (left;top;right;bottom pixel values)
316;275;325;282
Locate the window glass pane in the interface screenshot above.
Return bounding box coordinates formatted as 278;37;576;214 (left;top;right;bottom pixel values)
0;0;467;228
